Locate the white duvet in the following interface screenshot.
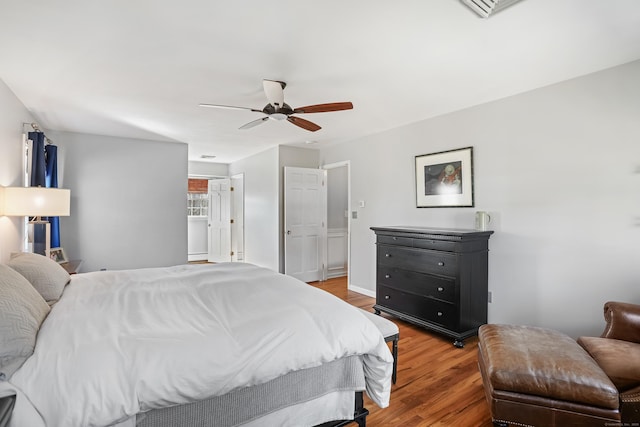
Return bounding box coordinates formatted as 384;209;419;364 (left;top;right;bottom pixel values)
3;263;393;427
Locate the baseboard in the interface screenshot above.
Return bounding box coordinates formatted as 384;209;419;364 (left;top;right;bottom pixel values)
188;253;207;262
347;284;375;298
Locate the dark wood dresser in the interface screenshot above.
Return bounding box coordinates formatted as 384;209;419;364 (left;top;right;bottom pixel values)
370;226;493;347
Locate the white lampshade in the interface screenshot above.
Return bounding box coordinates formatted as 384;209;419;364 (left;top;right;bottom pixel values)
1;187;71;217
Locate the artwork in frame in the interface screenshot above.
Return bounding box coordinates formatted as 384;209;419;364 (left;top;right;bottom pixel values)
415;146;474;208
49;247;68;264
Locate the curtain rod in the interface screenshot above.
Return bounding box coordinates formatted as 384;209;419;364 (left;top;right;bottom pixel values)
22;122;54;145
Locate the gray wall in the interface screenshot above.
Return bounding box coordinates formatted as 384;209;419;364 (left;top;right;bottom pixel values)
228;145;319;272
0;80;36;263
51;131;188;272
319;59;640;338
229;146;280;270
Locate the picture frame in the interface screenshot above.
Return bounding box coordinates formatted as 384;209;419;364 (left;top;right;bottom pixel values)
49;247;68;264
415;146;474;208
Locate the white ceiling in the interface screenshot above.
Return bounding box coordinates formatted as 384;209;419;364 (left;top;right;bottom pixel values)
1;0;640;163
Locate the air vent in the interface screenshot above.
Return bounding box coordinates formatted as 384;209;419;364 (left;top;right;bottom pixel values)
461;0;523;18
200;154;217;159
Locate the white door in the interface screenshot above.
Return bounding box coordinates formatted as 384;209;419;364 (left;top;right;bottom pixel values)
284;167;327;282
208;178;231;262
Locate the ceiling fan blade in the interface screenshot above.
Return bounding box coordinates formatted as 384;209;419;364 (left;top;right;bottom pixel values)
287;116;321;132
199;103;262;113
239;117;269;130
263;79;285;109
293;102;353;114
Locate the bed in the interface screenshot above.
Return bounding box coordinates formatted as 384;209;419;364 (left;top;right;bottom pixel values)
0;254;393;427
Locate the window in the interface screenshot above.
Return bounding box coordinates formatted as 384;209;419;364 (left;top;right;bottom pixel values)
188;178;209;217
187;193;208;217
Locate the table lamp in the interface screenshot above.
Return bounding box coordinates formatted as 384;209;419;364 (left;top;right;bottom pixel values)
0;187;71;256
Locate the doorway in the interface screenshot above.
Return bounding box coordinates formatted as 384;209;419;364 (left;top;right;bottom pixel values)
323;161;350;283
187;176;244;264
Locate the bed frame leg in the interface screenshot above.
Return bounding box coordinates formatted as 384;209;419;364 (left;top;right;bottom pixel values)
353;391;369;427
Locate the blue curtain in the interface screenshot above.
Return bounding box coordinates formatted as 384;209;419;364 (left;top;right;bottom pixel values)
28;131;62;248
29;132;46;187
45;144;61;248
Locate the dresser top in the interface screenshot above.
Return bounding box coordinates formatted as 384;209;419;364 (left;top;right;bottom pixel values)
370;226;493;238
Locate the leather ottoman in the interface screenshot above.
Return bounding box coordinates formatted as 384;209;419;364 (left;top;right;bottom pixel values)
477;324;621;427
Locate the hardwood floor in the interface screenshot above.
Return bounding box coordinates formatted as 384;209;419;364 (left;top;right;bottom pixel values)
309;277;493;427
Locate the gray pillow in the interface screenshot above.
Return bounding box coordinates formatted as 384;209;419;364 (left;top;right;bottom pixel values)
7;252;70;304
0;264;50;380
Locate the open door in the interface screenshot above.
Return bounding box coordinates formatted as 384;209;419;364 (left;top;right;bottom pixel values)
284;167;327;282
208;178;231;262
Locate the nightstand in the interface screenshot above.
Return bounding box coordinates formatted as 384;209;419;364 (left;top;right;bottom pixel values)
60;259;83;275
0;395;15;427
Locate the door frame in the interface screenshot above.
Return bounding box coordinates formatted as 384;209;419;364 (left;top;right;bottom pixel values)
188;174;244;263
230;173;245;262
322;161;351;286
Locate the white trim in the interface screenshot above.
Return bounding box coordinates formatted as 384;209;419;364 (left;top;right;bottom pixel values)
348;284;375;298
188;253;208;261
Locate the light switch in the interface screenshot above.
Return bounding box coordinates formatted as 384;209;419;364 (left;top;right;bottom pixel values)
358;200;365;208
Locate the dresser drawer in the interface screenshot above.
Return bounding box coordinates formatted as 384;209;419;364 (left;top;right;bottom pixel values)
377;235;413;247
378;266;456;303
412;238;457;252
377;244;458;277
377;285;458;330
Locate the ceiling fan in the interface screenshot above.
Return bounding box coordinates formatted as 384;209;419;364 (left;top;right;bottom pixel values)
199;79;353;132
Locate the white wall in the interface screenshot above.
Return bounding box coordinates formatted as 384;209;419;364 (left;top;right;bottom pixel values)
188;161;229;177
51;131;188;272
0;80;36;263
187;217;208;260
228;145;319;273
319;60;640;338
229;146;280;270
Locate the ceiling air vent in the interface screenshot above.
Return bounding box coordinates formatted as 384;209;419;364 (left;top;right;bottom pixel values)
461;0;524;18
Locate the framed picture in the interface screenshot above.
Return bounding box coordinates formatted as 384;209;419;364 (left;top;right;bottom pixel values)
49;247;68;264
415;146;474;208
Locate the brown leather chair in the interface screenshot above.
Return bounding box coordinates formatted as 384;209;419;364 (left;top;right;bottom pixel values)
578;301;640;424
477;301;640;426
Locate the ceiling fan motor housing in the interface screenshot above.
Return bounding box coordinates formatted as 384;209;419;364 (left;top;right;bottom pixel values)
263;102;294;117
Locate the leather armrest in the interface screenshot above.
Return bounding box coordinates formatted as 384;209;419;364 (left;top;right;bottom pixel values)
601;301;640;343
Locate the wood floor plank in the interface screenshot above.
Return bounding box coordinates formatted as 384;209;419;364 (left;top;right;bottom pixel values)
310;276;493;427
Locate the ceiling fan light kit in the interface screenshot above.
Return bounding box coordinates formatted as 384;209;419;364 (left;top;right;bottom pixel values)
461;0;524;18
200;79;353;132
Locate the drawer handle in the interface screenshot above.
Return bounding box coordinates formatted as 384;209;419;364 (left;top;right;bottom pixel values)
385;253;391;258
437;261;444;266
384;295;391;300
385;274;390;279
437;287;444;292
437;311;443;317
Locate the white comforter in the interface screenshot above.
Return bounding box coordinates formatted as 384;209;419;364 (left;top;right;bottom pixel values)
4;263;393;427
